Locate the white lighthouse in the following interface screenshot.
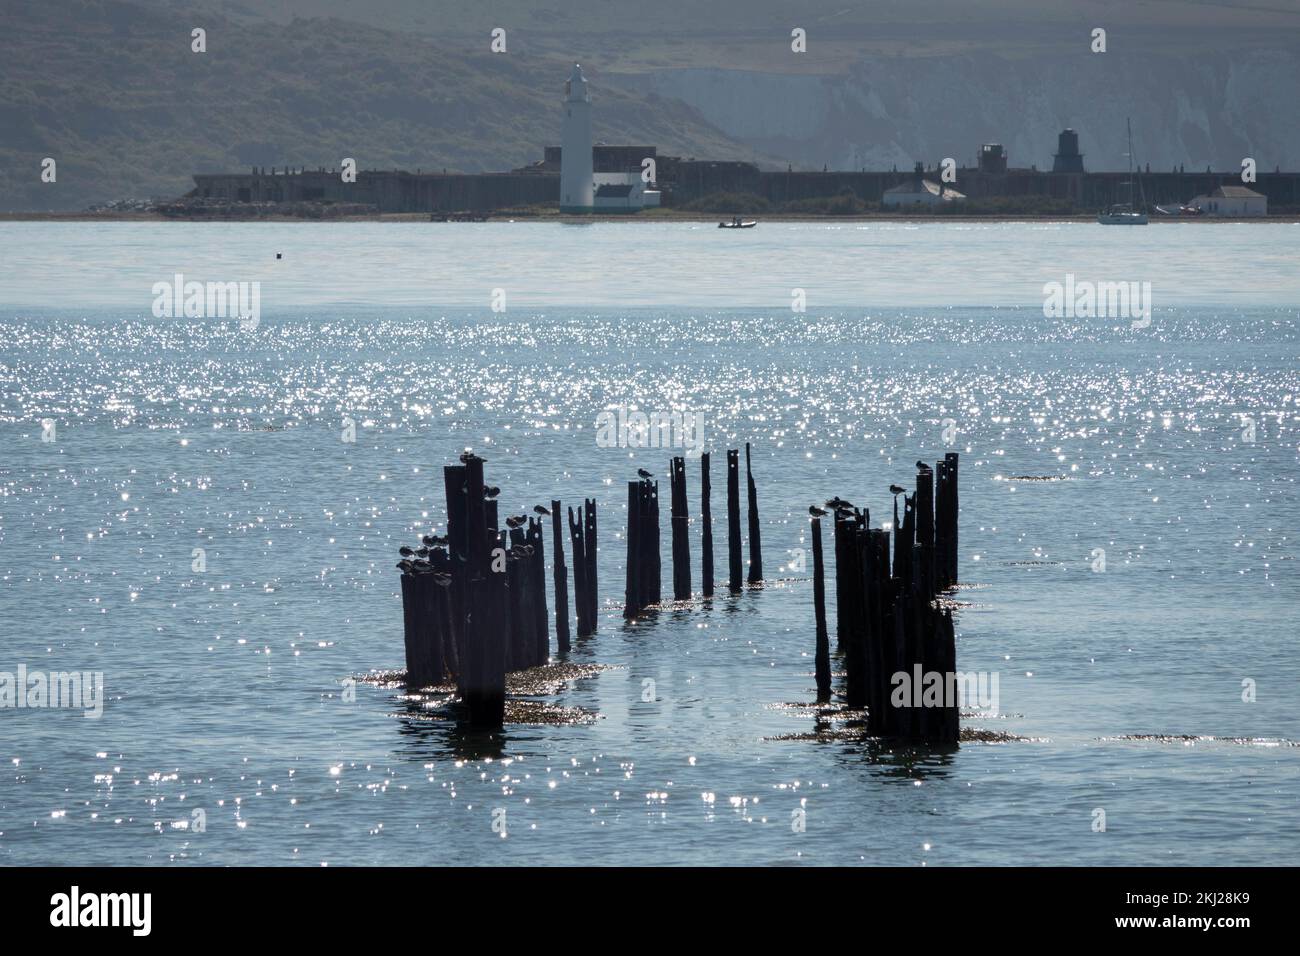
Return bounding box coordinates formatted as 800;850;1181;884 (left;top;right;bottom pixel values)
560;63;594;213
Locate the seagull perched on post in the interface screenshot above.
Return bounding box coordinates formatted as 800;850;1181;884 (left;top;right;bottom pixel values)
637;468;654;480
916;460;931;471
808;505;828;517
825;497;853;510
889;484;906;496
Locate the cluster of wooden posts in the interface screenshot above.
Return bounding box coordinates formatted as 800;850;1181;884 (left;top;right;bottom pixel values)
810;453;961;743
624;443;764;617
395;453;597;729
396;445;962;742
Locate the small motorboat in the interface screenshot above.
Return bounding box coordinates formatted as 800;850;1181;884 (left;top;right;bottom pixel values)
718;218;757;228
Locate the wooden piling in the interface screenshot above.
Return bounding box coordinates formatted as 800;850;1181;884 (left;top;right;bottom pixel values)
551;500;570;653
745;442;763;583
669;456;691;600
444;465;469;696
726;449;742;592
583;499;598;633
624;482;641;619
840;512;866;710
934;459;950;592
529;517;549;665
811;516;831;702
638;480;660;608
461;455;504;729
569;505;588;634
916;463;935;598
944;452;959;588
399;572;424;685
700;453;714;598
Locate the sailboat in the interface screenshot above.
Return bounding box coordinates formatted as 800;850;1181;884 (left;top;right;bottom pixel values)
1099;118;1148;224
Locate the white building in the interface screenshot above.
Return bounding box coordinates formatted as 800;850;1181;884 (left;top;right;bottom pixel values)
560;63;594;213
592;172;660;211
1190;185;1267;217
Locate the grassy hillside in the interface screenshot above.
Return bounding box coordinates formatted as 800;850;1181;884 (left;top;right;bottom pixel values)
0;0;767;211
128;0;1300;72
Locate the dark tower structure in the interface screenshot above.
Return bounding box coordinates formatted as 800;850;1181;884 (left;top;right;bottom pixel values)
1052;128;1085;173
978;144;1007;174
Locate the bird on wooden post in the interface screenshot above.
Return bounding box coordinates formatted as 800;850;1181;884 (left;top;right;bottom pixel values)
533;505;551;516
637;468;654;480
808;505;828;517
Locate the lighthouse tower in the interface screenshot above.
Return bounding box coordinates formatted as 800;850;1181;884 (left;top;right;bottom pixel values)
560;63;594;213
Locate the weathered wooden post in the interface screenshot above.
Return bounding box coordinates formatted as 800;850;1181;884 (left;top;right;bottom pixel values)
624;482;641;618
583;498;598;633
700;453;714;597
811;516;831;702
864;528;890;735
506;525;527;670
569;506;588;633
444;464;468;692
945;452;959;588
462;455;504;729
429;546;458;678
916;462;935;598
841;512;867;711
399;571;425;685
934;459;951;592
745;442;763;583
638;480;660;608
669;456;691;600
551;500;570;653
832;511;846;651
726;449;742;592
529;516;549;665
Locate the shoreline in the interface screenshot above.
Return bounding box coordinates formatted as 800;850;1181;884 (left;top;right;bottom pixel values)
3;211;1296;224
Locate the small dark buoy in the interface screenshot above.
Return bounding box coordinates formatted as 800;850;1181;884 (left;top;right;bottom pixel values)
276;253;282;260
